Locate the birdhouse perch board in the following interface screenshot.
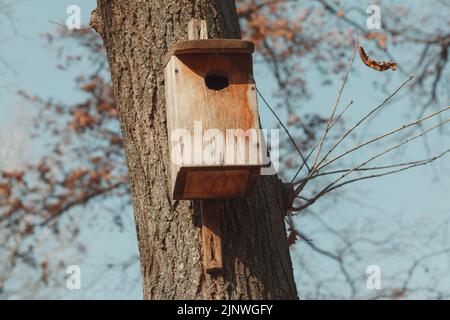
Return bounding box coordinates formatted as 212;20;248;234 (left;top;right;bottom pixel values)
164;34;264;200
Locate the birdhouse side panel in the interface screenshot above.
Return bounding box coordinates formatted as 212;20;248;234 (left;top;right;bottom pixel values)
164;58;182;195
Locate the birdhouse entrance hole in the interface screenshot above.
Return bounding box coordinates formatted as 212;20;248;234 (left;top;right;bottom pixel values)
205;73;229;91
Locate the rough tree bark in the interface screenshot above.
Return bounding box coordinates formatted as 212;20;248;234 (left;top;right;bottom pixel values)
92;0;298;299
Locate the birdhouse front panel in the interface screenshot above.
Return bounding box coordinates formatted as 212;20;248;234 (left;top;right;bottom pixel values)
164;40;264;200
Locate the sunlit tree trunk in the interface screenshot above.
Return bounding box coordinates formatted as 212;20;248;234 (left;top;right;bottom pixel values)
93;0;297;299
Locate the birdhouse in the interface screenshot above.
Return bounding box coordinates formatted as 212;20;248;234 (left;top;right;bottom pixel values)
163;23;264;200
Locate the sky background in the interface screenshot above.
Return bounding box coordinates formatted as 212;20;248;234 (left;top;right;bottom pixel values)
0;0;449;299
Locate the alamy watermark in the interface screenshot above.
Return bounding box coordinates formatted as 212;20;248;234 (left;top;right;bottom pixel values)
66;5;81;30
66;265;81;290
366;265;382;290
366;5;382;30
170;121;280;175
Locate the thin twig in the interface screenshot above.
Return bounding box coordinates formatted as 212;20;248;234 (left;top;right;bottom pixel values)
290;100;353;183
317;106;450;171
316;75;415;170
299;153;449;181
293;149;449;212
330;119;448;187
291;146;316;183
49;20;92;31
293;119;449;211
326;151;448;191
292;39;358;193
330;100;354;131
257;88;311;171
311;37;359;170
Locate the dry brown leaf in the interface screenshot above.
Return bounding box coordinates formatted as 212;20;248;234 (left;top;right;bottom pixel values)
391;288;406;299
64;169;89;188
81;82;97;92
90;156;103;165
90;171;102;184
2;171;25;182
359;46;398;72
10;199;23;210
287;229;298;247
38;163;50;174
110;135;122;145
71;109;97;130
0;184;11;198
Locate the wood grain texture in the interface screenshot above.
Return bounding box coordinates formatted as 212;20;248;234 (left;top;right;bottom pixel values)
201;200;223;272
95;0;298;300
165;51;263;199
188;18;208;40
163;40;255;66
173;166;261;199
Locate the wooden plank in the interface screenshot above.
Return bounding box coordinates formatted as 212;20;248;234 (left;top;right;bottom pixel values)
169;39;254;55
172;165;263;199
165;52;263;199
163;40;255;67
201;200;223;273
184;170;249;199
188;18;208;40
165;54;261;157
178;164;264;171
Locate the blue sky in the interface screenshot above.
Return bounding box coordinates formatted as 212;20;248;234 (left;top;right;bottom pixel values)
1;0;449;299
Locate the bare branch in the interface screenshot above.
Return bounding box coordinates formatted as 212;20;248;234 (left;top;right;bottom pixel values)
317;106;450;171
318;149;449;193
290;99;353;183
316;75;415;170
303;150;450;181
293;119;450;212
311;37;359;170
257;88;311;171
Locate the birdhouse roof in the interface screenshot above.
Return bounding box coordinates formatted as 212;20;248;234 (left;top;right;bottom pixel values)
164;39;255;67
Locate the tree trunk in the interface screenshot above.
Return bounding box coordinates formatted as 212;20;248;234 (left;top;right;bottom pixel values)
93;0;298;300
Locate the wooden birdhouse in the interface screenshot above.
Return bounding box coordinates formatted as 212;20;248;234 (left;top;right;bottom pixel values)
164;20;264;200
